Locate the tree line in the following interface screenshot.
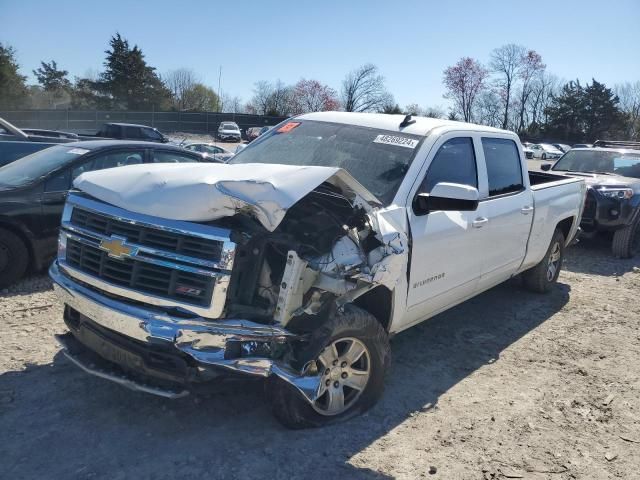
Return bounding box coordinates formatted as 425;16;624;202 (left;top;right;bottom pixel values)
1;35;638;142
443;45;640;142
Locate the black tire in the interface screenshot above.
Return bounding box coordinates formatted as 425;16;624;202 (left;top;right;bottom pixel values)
522;229;565;293
0;228;29;288
612;215;640;258
542;153;547;160
267;304;390;429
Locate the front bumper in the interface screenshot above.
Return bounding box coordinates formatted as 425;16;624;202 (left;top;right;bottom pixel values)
580;191;637;232
50;261;322;402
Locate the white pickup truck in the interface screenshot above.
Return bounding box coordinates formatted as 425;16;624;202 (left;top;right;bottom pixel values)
50;112;585;428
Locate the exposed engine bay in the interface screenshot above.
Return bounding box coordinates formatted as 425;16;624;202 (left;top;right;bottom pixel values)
219;180;407;332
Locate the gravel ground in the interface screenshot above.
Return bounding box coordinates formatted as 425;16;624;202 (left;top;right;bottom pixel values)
1;238;639;480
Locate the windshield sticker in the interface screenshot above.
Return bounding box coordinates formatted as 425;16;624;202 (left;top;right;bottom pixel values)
373;135;419;149
277;122;301;133
67;148;90;155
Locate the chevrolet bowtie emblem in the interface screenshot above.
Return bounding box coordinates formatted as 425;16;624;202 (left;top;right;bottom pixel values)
99;236;137;259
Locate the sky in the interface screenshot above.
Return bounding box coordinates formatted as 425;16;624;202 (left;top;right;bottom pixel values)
1;0;639;110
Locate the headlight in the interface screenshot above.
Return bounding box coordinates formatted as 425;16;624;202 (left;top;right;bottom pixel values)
597;187;634;200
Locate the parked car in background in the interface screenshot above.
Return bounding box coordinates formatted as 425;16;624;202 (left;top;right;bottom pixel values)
22;129;79;140
530;143;564;160
0;140;205;287
246;127;262;142
553;143;572;153
0;117;77;166
522;142;534;159
48;112;585;428
217;122;242;142
572;143;593;149
542;140;640;258
183;143;233;162
92;123;169;143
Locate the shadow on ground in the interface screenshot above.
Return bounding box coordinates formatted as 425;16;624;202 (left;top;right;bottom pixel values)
0;279;571;479
563;237;640;276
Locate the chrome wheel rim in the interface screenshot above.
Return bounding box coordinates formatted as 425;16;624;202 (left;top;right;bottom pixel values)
547;242;561;281
311;337;371;416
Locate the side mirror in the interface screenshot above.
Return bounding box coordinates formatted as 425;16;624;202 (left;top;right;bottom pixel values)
414;182;480;215
541;163;552;171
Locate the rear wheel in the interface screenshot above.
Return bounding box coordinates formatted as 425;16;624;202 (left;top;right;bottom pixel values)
542;153;547;160
267;304;390;429
612;216;640;258
522;229;565;293
0;228;29;288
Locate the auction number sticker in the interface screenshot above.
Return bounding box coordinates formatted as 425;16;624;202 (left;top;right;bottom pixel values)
373;135;419;149
277;122;301;133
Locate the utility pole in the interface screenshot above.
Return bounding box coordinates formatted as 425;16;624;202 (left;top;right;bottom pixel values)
217;66;222;113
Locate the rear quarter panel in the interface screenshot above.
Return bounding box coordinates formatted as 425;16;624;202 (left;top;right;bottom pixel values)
519;178;586;271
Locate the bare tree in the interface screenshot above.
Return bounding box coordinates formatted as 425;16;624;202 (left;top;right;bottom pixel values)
220;92;244;113
290;79;339;114
615;81;640;140
529;73;561;126
341;64;389;112
163;68;198;110
516;50;546;132
490;44;526;129
404;103;445;118
474;89;503;128
443;57;489;122
249;80;292;116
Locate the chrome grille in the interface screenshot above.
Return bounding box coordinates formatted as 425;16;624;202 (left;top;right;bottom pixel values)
58;193;236;317
71;208;223;262
65;238;214;306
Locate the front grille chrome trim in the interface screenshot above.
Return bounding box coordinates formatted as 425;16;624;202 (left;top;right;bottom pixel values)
62;228;223;276
65;193;236;271
59;261;230;318
60;192;236;318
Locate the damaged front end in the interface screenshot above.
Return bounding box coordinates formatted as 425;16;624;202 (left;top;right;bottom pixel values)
51;164;407;404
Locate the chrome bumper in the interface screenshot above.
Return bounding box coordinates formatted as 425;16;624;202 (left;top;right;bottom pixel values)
50;261;322;402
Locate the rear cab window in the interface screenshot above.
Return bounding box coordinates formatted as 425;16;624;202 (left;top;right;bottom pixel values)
482;138;524;196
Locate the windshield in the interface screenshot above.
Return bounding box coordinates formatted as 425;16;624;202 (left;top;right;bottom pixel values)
553;150;640;178
229;120;423;204
0;144;89;187
221;123;238;130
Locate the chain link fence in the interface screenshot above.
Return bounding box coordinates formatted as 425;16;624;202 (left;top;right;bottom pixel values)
0;110;288;136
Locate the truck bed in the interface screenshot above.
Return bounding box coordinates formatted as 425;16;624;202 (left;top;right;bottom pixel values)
529;170;576;189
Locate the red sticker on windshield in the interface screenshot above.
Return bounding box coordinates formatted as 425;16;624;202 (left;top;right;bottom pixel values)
277;122;300;133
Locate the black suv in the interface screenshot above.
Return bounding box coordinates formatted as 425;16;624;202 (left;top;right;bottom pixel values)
543;140;640;257
0;140;204;287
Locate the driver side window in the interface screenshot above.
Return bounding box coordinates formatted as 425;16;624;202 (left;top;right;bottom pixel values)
418;137;477;193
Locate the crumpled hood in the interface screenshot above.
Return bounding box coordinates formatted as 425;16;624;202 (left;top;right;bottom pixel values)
73;162;380;231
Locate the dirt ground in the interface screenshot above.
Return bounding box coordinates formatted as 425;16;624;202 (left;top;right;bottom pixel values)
1;237;639;480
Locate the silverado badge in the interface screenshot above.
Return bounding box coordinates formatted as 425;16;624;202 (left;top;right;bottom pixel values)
99;236;137;259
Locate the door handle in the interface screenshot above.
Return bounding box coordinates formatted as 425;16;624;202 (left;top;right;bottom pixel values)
472;217;489;228
521;205;534;215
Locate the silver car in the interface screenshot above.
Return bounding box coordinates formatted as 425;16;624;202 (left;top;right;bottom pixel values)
183;143;234;162
217;122;242;142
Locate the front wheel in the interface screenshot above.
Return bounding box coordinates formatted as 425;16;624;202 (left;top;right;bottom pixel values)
522;229;565;293
612;216;640;258
267;304;390;429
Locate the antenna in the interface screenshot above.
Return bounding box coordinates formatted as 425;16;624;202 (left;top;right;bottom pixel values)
400;114;416;128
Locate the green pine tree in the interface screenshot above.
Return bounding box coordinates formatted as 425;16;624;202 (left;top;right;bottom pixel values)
0;43;28;109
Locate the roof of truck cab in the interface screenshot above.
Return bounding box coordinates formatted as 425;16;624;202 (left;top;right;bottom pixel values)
297;111;509;137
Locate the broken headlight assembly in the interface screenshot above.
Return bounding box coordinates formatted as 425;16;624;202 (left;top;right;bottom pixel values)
596;187;634;200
